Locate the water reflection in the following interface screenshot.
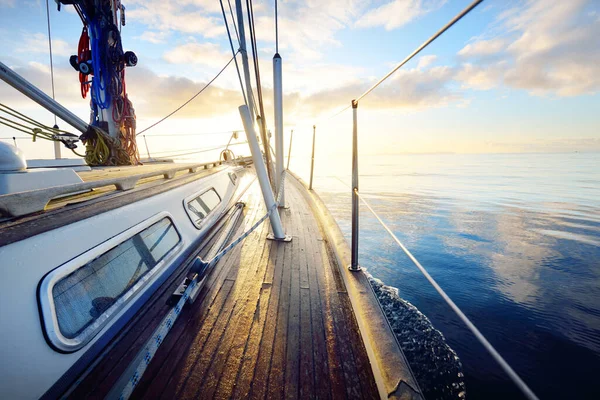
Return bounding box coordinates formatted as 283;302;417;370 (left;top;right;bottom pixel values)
313;153;600;399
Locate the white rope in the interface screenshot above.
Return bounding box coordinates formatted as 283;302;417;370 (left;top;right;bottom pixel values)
354;189;540;400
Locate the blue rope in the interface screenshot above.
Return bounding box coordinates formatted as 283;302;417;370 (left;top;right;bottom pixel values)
89;19;111;110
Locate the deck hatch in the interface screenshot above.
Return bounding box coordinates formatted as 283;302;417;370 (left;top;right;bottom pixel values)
39;214;182;352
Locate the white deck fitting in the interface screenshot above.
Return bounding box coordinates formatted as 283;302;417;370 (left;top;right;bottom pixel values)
0;168;84;196
27;158;91;171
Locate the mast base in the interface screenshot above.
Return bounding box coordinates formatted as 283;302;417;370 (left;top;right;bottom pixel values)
267;234;292;242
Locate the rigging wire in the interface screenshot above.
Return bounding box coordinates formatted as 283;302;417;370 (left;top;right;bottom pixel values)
135;51;239;136
220;0;249;108
45;0;57;126
354;189;539;400
356;0;483;102
152;141;248;159
143;130;243;137
246;0;273;178
0;103;77;137
227;0;241;46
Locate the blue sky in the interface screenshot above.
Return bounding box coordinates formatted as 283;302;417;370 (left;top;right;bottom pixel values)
0;0;599;159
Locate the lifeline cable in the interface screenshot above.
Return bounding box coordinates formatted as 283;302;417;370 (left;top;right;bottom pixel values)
356;0;483;102
136;52;239;136
354;189;539;400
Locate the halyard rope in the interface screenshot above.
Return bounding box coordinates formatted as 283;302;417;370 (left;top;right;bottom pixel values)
115;170;287;400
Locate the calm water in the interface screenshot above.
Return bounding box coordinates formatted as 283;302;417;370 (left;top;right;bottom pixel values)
301;153;600;399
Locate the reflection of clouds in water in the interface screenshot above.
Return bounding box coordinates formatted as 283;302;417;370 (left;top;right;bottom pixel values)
313;153;600;399
444;203;600;353
320;185;600;355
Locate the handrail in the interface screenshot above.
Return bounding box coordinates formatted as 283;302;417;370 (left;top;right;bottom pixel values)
354;189;540;400
0;161;225;217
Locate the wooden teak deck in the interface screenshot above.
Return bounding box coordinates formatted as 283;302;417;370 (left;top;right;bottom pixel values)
70;178;381;399
135;181;379;399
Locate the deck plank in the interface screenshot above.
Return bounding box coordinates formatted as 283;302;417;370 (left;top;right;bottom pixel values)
109;179;378;400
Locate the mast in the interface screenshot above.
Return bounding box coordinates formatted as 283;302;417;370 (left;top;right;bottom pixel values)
62;0;139;165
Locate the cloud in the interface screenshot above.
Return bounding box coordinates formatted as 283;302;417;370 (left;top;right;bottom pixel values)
297;64;458;119
125;0;224;38
355;0;446;30
136;31;172;44
417;55;437;69
163;42;231;68
16;33;73;57
0;61;84;108
456;0;600;96
455;62;505;91
457;38;506;59
0;0;15;7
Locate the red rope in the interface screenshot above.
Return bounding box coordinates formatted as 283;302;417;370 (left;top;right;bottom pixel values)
78;26;91;98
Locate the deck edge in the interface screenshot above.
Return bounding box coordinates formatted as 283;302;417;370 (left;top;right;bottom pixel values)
287;171;424;400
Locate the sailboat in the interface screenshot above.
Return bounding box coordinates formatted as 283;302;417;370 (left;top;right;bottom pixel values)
0;1;539;399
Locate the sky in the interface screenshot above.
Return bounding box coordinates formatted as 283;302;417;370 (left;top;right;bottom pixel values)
0;0;599;161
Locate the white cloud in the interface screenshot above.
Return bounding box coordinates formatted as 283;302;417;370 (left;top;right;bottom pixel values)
417;55;437;69
0;61;84;108
136;31;172;44
355;0;445;30
163;42;231;68
125;0;224;38
457;38;506;59
16;33;72;57
0;0;15;7
455;62;505;91
297;64;458;120
456;0;600;97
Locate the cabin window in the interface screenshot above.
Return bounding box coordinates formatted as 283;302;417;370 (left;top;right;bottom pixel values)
186;188;221;227
39;216;181;352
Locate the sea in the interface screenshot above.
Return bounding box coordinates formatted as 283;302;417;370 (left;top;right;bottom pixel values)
291;152;600;400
